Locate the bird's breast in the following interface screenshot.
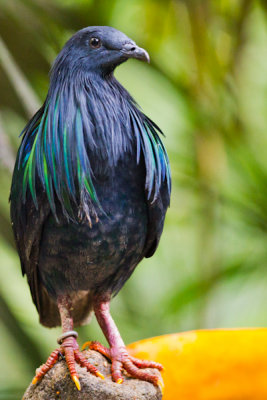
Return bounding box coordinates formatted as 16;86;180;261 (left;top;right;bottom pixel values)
38;155;148;297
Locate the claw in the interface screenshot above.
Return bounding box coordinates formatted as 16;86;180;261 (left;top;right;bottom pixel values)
96;371;105;380
82;341;92;351
72;375;81;390
32;376;39;385
156;378;164;393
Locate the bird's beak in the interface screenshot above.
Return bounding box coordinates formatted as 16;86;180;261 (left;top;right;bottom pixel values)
121;43;150;63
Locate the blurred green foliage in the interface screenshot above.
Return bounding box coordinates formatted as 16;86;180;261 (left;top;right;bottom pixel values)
0;0;267;397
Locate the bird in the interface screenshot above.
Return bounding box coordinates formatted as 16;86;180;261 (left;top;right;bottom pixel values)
10;26;171;391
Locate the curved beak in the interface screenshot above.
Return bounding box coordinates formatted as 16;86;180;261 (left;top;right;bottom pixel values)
121;43;150;63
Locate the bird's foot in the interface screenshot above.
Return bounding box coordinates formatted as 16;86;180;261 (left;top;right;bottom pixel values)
83;341;164;388
32;335;104;390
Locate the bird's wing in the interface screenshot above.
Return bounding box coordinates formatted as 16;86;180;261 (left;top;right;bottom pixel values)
143;181;170;258
131;113;171;258
10;107;61;325
10;161;51;314
11;179;93;328
10;107;94;327
10;107;48;304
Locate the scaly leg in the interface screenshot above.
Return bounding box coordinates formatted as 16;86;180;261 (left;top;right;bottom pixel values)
83;295;163;388
32;295;104;390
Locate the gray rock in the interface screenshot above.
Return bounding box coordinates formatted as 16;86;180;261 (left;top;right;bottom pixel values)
23;350;162;400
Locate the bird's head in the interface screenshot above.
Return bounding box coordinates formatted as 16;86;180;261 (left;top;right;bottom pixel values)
52;26;149;78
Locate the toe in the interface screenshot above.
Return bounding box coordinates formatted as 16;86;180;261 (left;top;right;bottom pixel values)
130;356;164;371
74;350;105;379
32;349;60;384
123;358;160;386
88;341;111;359
64;348;81;390
111;359;124;383
63;339;81;389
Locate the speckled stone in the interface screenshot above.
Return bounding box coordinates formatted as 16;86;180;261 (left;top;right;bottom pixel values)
22;350;162;400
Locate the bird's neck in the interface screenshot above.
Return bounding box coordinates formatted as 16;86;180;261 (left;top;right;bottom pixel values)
49;71;137;165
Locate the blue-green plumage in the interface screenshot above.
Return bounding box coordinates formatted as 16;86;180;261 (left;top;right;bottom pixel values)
10;26;171;327
18;82;170;220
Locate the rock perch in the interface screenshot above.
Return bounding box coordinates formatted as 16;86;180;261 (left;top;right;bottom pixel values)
23;350;163;400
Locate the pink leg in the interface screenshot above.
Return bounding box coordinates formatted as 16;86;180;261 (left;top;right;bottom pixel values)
87;295;163;387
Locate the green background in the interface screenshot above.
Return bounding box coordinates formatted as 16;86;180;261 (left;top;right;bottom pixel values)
0;0;267;397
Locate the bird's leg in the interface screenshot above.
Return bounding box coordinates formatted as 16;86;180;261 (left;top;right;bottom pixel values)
32;295;104;390
83;295;163;388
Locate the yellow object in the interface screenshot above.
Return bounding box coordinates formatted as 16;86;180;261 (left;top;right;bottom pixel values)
127;328;267;400
156;378;165;393
82;341;92;351
31;377;39;385
96;371;105;380
72;375;81;391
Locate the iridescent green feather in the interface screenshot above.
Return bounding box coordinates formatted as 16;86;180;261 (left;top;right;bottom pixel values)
23;133;38;206
20;96;101;219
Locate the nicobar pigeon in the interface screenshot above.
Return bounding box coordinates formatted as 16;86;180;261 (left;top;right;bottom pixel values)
10;26;171;390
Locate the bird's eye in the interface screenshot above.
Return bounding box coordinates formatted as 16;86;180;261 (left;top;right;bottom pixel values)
89;37;101;49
